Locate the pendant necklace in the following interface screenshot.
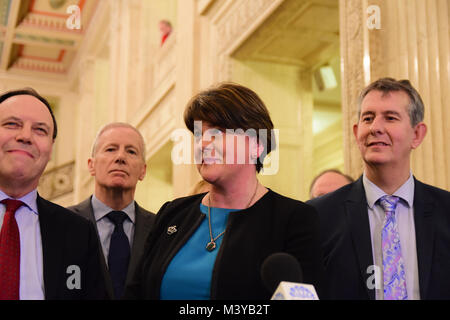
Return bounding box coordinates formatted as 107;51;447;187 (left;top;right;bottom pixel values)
206;182;259;251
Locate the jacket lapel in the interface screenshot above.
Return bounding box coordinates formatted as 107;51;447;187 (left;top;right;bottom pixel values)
70;197;114;299
73;197;96;224
126;203;153;284
37;195;64;300
412;178;434;299
345;178;375;300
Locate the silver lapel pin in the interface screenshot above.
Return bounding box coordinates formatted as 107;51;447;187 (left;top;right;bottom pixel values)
167;225;177;235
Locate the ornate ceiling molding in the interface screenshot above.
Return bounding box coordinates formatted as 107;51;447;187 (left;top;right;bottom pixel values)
0;0;98;80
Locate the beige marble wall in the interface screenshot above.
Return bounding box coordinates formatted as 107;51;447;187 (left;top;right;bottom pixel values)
69;0;182;207
313;120;344;176
68;0;449;209
231;59;313;200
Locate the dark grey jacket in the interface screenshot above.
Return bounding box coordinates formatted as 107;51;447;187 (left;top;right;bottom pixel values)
68;196;155;299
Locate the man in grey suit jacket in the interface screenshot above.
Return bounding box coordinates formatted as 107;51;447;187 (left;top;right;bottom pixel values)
69;122;155;299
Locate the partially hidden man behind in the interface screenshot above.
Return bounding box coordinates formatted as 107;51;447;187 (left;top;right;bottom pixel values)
69;123;155;299
307;78;450;300
309;169;354;199
0;88;105;299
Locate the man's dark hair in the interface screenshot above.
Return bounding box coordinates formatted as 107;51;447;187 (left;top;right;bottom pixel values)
0;87;57;139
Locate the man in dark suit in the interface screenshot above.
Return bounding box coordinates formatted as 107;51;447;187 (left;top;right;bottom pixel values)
69;122;155;300
308;78;450;300
0;88;105;299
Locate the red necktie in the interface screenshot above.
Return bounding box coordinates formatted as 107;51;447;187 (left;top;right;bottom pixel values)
0;199;23;300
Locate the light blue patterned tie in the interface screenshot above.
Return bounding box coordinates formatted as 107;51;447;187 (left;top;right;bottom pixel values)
379;195;408;300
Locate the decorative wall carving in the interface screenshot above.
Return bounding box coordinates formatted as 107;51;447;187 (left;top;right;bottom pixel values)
214;0;276;53
232;0;339;68
211;0;284;81
152;35;176;92
137;86;176;161
38;161;75;200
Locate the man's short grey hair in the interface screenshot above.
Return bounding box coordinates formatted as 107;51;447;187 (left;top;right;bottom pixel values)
357;77;425;127
91;122;146;161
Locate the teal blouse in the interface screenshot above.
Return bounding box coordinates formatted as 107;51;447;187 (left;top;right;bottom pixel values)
160;203;239;299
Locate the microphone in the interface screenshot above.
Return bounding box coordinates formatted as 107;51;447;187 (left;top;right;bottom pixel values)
260;252;319;300
261;252;303;292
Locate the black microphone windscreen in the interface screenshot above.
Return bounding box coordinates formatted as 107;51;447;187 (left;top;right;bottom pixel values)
260;252;303;293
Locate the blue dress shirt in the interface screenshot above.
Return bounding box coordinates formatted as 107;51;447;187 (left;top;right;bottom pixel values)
91;195;135;264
